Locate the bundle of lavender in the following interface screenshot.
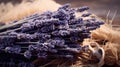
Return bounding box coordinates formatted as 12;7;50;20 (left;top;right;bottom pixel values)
0;4;104;67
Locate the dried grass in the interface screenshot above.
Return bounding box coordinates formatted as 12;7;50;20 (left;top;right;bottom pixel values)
90;25;120;67
0;0;60;23
0;2;14;21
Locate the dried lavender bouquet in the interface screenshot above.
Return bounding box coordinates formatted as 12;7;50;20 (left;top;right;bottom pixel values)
0;4;104;67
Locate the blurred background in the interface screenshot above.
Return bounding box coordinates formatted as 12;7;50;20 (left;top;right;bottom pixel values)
0;0;119;24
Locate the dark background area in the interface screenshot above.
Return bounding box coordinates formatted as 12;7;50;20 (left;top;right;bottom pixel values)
0;0;119;24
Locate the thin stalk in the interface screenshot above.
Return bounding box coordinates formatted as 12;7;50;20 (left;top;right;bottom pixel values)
110;10;117;29
0;35;16;37
57;48;80;53
0;15;39;31
106;10;110;24
16;42;39;44
0;28;21;35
